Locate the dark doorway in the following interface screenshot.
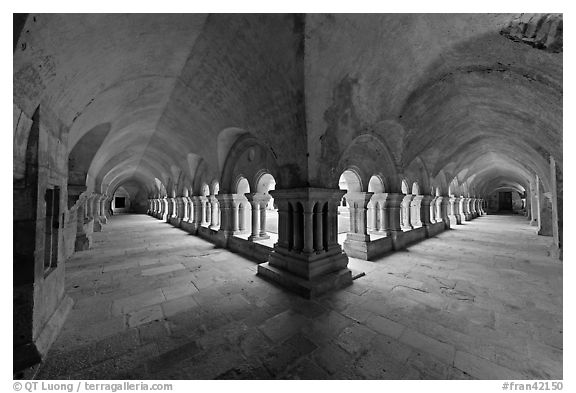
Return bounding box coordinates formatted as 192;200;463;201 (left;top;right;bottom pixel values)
44;186;60;272
498;191;513;211
115;197;126;208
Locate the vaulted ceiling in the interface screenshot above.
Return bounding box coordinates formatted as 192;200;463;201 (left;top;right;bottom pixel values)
13;13;562;199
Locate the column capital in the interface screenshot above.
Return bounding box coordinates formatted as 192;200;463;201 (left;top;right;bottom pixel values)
270;187;346;204
244;192;272;205
344;191;374;206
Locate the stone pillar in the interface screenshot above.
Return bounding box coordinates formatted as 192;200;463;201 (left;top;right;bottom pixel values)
168;197;176;219
238;201;247;233
215;194;242;237
190;196;203;229
410;195;423;228
439;196;451;229
368;194;388;235
209;195;220;230
343;192;373;258
381;193;404;249
258;188;352;299
92;195;104;232
461;197;471;221
429;196;438;223
400;194;414;231
196;196;208;226
530;178;538;226
420;195;433;228
447;196;460;226
367;199;377;233
74;197;91;251
179;197;188;221
245;193;271;241
470;198;478;218
184;197;193;222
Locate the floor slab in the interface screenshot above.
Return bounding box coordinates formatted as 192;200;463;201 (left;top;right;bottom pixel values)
36;214;562;380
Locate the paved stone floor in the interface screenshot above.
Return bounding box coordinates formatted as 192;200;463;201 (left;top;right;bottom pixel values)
36;214;562;380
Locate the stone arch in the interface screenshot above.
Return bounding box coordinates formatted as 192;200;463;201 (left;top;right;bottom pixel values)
339;168;363;193
332;133;398;192
401;179;410;195
200;183;210;197
235;176;250;194
368;175;385;193
220;131;282;193
210;180;220;195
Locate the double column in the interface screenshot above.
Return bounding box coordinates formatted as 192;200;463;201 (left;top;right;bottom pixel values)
410;195;424;228
447;196;462;225
343;192;373;258
400;194;414;231
258;188;351;298
245;193;271;241
462;197;472;221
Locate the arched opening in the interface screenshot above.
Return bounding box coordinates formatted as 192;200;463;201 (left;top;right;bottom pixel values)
367;175;386;240
368;175;385;193
254;172;278;246
400;179;412;231
337;169;363;245
401;179;409;195
234;176;252;238
112;186;130;214
209;181;220;230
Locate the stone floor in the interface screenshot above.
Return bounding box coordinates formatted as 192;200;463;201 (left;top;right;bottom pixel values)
35;214;562;380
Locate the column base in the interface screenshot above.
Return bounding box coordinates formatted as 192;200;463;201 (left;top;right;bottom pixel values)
74;233;91;251
168;217;182;227
343;238;370;259
447;214;462;225
180;220;199;234
257;262;352;299
463;213;473;221
248;234;270;241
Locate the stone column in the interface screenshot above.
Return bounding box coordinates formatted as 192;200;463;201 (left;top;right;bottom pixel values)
467;198;474;218
92;195;104;232
176;197;185;224
367;199;377;233
196;196;208;226
168;197;177;219
450;196;462;225
470;198;478;218
180;197;189;221
245;193;271;241
74;197;91;251
190;196;203;230
429;196;438;223
410;195;423;228
382;193;404;249
258;188;351;299
538;189;554;237
215;194;243;237
342;192;373;258
462;197;472;221
238;201;247;233
209;195;220;230
529;178;538;225
439;196;451;229
184;197;193;222
420;195;433;228
400;194;414;231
